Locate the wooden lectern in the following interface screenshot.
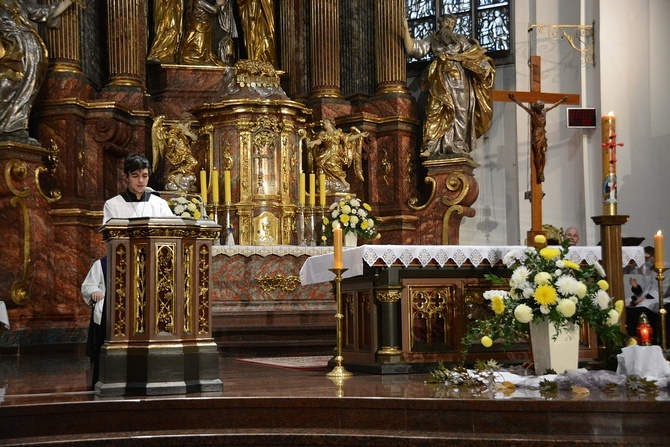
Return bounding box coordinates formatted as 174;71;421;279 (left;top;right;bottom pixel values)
97;217;222;396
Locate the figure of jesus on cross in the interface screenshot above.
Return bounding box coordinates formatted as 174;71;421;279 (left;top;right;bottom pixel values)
508;93;568;183
492;56;579;242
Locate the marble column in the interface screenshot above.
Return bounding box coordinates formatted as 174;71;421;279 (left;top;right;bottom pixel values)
309;0;343;100
42;0;82;75
374;0;409;95
105;0;146;90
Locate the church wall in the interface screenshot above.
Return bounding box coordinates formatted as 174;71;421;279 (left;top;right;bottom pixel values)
598;0;670;246
462;0;589;245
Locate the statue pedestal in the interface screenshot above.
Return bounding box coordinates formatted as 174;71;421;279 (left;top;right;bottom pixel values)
97;217;222;396
408;157;479;245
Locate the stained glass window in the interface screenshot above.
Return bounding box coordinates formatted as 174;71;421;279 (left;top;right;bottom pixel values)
405;0;512;63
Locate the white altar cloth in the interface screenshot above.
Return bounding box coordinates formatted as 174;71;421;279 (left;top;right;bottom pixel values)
300;245;645;285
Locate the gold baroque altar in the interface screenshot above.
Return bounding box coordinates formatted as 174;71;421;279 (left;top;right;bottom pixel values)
192;64;311;246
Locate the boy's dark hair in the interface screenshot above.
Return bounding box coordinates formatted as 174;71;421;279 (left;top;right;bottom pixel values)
124;154;151;175
644;246;655;257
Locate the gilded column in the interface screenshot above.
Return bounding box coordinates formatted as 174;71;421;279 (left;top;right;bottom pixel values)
309;0;342;99
42;0;82;75
375;0;408;95
106;0;146;88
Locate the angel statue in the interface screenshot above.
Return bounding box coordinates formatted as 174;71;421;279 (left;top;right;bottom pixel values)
306;119;368;193
151;114;200;191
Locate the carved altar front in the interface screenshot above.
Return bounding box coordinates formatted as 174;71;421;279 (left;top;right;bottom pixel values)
301;245;644;373
98;217;221;396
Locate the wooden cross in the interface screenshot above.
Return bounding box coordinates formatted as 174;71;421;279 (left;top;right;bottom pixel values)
492;56;580;243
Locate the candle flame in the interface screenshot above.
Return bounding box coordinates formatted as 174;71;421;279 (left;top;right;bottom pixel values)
607;111;615;117
658;230;663;236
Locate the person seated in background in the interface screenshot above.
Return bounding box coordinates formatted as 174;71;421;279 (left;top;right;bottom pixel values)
565;227;580;246
624;246;670;341
103;154;174;223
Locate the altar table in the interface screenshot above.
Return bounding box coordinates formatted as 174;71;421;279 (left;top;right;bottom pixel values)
300;245;644;373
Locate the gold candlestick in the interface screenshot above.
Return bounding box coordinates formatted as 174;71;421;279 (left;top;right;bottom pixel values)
327;267;352;378
655;267;668;354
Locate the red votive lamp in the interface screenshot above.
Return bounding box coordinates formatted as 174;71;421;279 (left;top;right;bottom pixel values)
637;314;653;346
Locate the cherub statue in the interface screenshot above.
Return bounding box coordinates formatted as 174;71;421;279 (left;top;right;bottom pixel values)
151;114;200;191
306;119;368;193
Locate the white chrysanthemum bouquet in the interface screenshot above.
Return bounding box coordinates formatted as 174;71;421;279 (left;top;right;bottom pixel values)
322;195;381;241
464;235;627;356
168;195;203;219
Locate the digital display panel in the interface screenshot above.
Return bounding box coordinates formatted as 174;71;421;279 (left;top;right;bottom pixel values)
566;108;597;128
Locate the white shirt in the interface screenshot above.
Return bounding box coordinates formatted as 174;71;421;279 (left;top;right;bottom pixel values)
81;259;105;325
102;192;174;224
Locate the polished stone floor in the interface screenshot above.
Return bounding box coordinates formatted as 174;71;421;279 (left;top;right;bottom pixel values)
1;352;670;446
2;350;670;404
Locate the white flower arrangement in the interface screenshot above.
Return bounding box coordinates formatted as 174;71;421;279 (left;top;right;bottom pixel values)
464;235;629;358
168;195;203;219
322;195;380;241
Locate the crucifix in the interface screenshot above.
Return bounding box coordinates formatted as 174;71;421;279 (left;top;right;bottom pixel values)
492;56;580;243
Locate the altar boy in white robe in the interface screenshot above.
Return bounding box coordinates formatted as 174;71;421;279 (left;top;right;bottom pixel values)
102;153;173;223
86;154;173;388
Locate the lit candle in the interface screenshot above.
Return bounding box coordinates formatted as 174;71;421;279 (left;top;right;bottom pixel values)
333;228;343;269
319;173;326;207
309;173;316;207
299;173;305;206
654;230;664;269
200;169;208;206
212;168;219;203
223;170;231;204
601;112;616;215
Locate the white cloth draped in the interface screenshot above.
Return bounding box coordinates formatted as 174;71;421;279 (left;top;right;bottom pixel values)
300;245;645;285
0;301;9;330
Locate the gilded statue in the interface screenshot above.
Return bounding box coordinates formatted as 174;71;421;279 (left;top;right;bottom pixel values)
402;15;495;158
0;0;74;140
151;114;200;191
179;0;228;66
306;119;368;193
237;0;277;66
147;0;184;64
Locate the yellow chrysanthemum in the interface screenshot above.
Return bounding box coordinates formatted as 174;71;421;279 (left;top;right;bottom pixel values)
491;295;505;314
563;260;580;270
361;220;369;230
534;235;547;245
363;203;372;211
323;217;330;225
193;211;201;219
534;284;558;306
627;338;637;346
481;336;493;348
597;279;609;291
340;214;350;224
614;299;624;313
539;247;561;260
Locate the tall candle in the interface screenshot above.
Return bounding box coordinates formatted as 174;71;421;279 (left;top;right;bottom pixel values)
223;170;231;204
212;168;219;203
333;228;343;269
309;173;316;206
299;173;305;205
601;112;616;215
654;230;664;269
200;169;208;206
319;173;326;207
